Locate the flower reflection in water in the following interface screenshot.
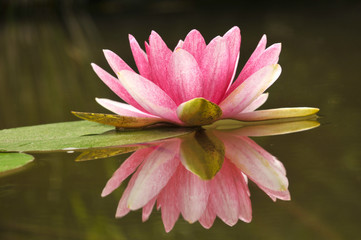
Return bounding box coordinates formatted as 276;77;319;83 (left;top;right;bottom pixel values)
81;120;318;232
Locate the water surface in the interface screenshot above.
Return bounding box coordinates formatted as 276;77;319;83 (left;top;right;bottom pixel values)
0;2;360;239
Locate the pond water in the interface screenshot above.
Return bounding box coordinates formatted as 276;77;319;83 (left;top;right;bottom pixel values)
1;2;361;240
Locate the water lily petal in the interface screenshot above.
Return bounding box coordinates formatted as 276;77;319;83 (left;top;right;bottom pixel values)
257;185;291;201
241;93;269;113
129;34;152;80
244;136;287;175
223;26;241;67
174;40;184;50
221;120;320;137
224;136;288;193
102;147;153;197
182;29;206;64
142;197;156;222
231;166;252;222
147;30;172;88
91;63;145;111
158;167;181;232
127;139;180;210
178;167;210;223
209;160;240;226
167;49;203;104
177;98;222;126
226;35;267;94
223;26;241;86
115;170;140;218
215;130;287;175
103;49;133;75
246;34;268;66
95;98;160;118
228;136;290;202
233;107;320;121
199;202;216;229
201;36;230;103
220;64;282;118
229;42;281;95
117;70;180;123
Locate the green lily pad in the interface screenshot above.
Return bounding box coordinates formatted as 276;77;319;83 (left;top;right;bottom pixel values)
0;120;193;152
0;153;34;174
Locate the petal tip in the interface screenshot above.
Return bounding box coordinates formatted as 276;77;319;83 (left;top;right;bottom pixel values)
128;34;137;43
103;49;113;56
101;189;110;197
95;97;103;104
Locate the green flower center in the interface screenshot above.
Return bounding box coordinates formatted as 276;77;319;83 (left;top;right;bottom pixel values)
176;98;222;126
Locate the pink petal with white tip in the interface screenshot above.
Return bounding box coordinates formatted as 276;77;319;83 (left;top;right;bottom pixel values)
96;98;160;118
117;70;181;123
103;49;133;75
91;63;145;111
167;49;203;104
178;167;210;223
220;64;281;118
200;36;230;103
102;147;154;197
147;31;172;88
182;29;206;64
129;34;152;80
127;139;181;210
223;136;289;193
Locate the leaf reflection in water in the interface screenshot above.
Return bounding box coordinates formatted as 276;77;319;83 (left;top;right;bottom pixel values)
78;120;319;232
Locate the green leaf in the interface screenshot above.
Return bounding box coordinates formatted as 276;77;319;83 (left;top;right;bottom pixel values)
180;129;225;180
0;120;193;152
72;111;168;128
75;146;145;161
0;153;34;175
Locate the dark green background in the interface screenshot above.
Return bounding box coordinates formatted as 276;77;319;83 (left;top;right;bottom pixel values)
0;1;360;239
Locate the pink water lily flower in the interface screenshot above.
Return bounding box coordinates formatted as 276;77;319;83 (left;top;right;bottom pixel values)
101;134;289;232
89;26;319;127
100;123;312;232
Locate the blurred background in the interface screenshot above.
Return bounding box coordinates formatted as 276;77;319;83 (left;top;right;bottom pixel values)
0;1;361;240
1;0;360;129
